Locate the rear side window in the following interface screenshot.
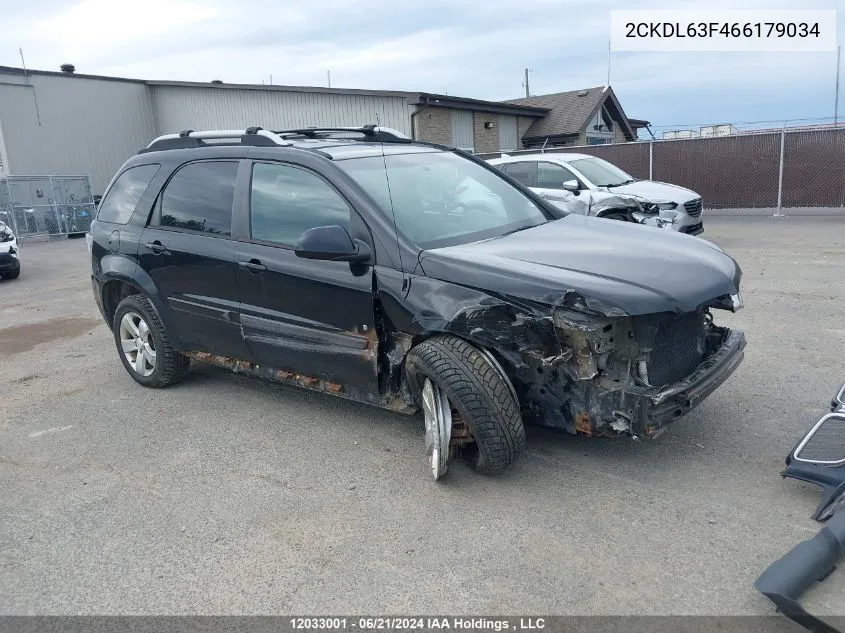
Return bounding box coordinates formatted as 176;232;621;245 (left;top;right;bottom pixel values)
97;164;160;224
157;161;238;236
502;162;537;188
250;162;351;247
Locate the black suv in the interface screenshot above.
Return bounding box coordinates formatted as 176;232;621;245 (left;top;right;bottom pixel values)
89;125;746;480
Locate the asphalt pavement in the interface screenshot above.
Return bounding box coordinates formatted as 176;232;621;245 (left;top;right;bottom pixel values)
1;216;844;617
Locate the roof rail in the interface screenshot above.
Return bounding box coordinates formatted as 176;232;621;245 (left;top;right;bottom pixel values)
141;127;292;153
273;125;412;143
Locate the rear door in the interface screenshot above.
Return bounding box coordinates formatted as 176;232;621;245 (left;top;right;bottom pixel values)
500;161;537;189
233;160;378;391
138;160;251;359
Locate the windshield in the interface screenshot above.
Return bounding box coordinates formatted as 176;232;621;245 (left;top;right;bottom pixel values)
568;157;635;187
338;151;548;248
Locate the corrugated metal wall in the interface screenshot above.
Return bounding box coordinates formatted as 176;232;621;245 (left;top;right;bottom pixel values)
0;74;156;193
151;86;413;136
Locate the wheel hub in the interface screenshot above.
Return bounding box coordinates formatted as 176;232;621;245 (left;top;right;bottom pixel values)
421;378;452;480
119;312;157;377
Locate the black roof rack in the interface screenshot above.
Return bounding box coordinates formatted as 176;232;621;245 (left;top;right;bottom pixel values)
273;125;412;144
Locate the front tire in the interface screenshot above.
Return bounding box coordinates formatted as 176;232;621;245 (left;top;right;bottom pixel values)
405;335;526;475
113;294;190;388
4;266;20;279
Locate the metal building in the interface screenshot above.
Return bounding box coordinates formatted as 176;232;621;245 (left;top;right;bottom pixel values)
0;65;546;196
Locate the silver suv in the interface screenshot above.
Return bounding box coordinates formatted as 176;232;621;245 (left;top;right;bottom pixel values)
489;153;704;235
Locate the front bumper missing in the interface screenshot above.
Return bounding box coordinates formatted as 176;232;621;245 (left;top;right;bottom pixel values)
569;329;746;437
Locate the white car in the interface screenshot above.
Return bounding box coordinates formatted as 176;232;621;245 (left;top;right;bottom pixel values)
489;153;704;235
0;221;20;279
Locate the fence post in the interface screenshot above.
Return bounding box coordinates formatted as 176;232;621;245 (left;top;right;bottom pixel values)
774;125;786;218
648;140;654;180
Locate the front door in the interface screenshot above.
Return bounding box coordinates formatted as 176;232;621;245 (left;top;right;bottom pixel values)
138;160;251;360
234;161;378;391
534;161;590;215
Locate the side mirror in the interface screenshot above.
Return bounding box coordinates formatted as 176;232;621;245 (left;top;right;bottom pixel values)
562;179;580;192
294;225;371;263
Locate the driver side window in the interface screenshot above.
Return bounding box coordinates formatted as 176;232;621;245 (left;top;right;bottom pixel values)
537;162;579;190
250;163;351;247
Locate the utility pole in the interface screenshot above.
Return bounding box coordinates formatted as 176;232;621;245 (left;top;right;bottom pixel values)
327;70;331;88
835;45;841;126
524;68;530;97
607;40;611;86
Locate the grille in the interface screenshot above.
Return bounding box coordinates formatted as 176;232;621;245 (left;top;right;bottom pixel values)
646;312;706;387
683;198;703;217
795;414;845;464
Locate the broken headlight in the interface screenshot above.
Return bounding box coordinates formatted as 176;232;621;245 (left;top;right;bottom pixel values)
655;201;678;210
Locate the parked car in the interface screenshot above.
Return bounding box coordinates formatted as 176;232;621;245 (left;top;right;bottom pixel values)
0;221;20;279
488;153;704;235
89;126;744;480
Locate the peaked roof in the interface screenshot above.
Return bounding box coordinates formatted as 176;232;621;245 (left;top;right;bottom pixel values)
505;85;635;141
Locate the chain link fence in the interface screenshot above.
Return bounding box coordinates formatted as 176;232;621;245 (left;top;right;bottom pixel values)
477;126;845;211
0;175;96;237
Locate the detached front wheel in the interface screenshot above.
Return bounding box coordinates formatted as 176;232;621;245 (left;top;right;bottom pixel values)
406;335;526;478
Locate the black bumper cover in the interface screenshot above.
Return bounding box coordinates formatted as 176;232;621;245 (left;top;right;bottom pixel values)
755;509;845;633
0;252;19;273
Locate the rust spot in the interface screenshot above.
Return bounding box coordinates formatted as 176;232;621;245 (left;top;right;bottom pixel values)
185;350;415;416
575;412;593;436
450;410;474;446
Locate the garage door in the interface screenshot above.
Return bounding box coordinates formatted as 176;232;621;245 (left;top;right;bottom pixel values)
499;115;518;151
451;110;474;152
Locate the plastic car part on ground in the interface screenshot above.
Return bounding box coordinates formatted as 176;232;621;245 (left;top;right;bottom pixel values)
783;382;845;520
754;382;845;633
754;509;845;633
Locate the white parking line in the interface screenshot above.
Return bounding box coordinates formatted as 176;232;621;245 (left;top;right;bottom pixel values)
28;425;74;438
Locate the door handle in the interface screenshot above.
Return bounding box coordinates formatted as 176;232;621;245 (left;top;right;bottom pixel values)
144;241;169;254
238;259;267;273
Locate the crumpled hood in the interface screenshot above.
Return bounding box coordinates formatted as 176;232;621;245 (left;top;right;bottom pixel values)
418;214;741;316
603;179;698;203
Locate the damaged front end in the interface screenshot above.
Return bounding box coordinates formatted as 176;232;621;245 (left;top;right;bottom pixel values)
519;296;746;438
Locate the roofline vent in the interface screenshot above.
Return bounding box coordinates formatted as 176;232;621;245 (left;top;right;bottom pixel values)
60;64;75;74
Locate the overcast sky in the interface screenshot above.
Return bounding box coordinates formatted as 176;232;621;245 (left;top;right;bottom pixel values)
1;0;842;130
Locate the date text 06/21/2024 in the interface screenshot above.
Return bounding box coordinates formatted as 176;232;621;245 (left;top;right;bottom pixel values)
289;617;547;630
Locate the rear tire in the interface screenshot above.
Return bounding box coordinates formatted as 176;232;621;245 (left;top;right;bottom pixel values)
113;294;190;388
405;335;525;474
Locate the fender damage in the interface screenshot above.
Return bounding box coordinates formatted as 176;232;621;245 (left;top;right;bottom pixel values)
394;216;747;437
